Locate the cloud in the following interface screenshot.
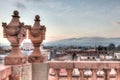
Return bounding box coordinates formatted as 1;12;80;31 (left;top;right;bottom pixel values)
14;1;26;9
25;0;43;2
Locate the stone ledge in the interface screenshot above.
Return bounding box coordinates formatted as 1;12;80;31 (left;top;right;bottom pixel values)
10;63;32;80
0;64;12;80
32;63;48;80
47;61;120;69
47;61;74;69
74;61;120;69
5;57;27;65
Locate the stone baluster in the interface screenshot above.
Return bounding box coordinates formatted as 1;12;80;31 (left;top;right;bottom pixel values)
79;69;84;80
54;69;60;80
104;69;110;80
92;69;97;80
66;69;73;80
116;69;120;80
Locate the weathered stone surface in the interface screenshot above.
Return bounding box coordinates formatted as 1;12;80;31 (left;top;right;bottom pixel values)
2;10;27;65
5;56;26;65
47;61;120;76
74;61;120;69
0;65;11;80
28;15;46;63
21;63;32;80
47;61;74;69
10;63;32;80
47;61;120;80
32;63;48;80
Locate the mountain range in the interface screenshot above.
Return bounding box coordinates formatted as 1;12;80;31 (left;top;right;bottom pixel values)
43;37;120;47
1;37;120;47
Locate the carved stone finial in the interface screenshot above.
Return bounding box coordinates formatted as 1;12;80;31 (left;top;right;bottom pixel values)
12;10;19;18
35;15;40;21
2;22;7;27
14;10;19;15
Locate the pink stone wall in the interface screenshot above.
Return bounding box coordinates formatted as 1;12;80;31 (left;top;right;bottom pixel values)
0;65;11;80
10;63;32;80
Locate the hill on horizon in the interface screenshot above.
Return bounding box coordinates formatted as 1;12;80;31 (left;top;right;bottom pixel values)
1;37;120;47
43;37;120;47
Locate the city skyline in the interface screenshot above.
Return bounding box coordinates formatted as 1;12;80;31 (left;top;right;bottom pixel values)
0;0;120;43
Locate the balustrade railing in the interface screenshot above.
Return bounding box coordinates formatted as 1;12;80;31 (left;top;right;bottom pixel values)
47;61;120;80
1;61;120;80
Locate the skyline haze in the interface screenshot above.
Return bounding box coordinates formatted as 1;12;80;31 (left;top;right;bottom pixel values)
0;0;120;43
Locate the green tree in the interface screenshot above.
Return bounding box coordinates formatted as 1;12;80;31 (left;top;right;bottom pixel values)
108;43;115;51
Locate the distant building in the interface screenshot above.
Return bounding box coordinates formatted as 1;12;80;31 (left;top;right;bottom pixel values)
22;42;34;51
53;47;114;61
49;48;57;60
114;53;120;60
41;45;51;61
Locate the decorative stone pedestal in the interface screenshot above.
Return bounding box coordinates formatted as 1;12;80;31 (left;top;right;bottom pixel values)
32;63;48;80
2;10;47;80
2;10;27;65
9;63;32;80
28;15;46;63
28;44;44;63
28;55;44;63
5;57;26;65
5;44;26;65
0;65;11;80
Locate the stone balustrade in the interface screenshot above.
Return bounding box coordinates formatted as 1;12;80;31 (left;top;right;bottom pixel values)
47;61;120;80
0;65;11;80
0;61;120;80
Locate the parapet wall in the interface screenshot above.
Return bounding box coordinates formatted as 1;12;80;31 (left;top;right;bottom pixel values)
0;63;32;80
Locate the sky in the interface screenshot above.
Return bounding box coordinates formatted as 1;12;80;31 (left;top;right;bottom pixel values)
0;0;120;43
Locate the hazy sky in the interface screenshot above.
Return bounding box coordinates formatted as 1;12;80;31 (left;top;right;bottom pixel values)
0;0;120;43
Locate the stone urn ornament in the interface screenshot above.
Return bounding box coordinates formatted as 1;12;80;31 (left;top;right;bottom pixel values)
2;10;27;65
28;15;46;63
